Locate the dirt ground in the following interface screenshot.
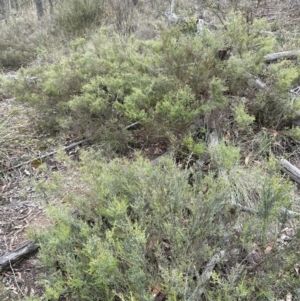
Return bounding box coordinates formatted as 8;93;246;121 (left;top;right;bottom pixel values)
0;96;63;300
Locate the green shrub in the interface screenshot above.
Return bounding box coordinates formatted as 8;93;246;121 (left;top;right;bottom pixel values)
5;12;300;150
52;0;105;38
0;19;39;69
233;102;255;130
27;150;299;300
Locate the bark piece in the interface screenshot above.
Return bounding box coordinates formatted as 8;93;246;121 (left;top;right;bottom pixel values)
0;241;39;272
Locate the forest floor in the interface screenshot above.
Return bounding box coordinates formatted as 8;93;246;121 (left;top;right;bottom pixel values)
0;95;59;299
0;94;171;300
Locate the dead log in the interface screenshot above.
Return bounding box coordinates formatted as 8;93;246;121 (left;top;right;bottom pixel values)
234;203;300;218
151;149;172;166
188;250;226;300
264;50;300;63
279;158;300;185
2;74;38;83
0;241;39;272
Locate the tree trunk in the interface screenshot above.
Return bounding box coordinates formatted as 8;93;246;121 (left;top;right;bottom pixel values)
35;0;44;20
0;0;9;24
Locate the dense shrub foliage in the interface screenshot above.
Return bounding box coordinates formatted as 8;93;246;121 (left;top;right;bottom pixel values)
1;2;300;300
28;151;299;300
52;0;105;37
0;19;39;69
5;13;300;151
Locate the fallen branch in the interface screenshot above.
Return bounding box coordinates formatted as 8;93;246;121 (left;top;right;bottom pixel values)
9;259;24;296
264;50;300;63
1;119;144;174
0;241;39;272
280;207;300;218
2;74;38;83
0;139;87;173
234;203;300;218
188;250;226;300
260;31;300;38
151;149;172;166
124;121;140;130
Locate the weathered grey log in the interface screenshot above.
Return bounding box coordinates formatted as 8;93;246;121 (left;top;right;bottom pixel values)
234;203;300;218
261;31;300;38
0;241;39;272
264;50;300;63
151;150;172;166
188;250;226;300
280;207;300;218
279;158;300;185
2;74;38;83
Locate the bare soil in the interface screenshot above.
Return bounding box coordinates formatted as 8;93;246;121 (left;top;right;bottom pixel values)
0;96;65;300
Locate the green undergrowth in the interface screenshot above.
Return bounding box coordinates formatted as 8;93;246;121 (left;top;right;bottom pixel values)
26;149;300;300
4;12;300;153
0;0;107;70
1;3;300;301
52;0;105;38
0;18;40;69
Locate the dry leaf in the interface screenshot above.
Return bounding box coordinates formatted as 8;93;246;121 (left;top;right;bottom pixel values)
24;169;31;176
147;240;154;250
264;245;273;254
150;284;162;297
245;152;252;165
24;286;28;295
269;129;278;137
273;141;283;148
225;131;231;140
294;264;299;276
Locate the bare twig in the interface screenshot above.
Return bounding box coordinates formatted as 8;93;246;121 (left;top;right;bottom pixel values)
185;152;194;171
0;139;87;173
124;121;140;130
9;259;24;296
